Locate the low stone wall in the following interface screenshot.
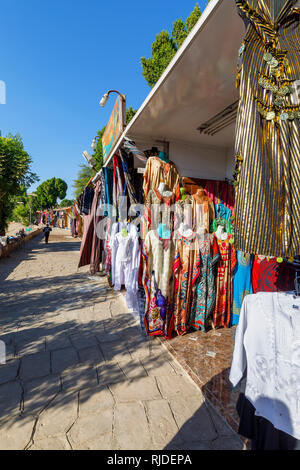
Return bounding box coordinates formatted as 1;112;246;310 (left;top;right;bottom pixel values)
0;228;43;260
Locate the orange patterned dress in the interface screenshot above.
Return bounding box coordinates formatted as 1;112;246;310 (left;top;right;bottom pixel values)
173;234;201;335
213;238;237;328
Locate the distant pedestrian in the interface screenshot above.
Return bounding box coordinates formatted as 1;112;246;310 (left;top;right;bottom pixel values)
43;224;52;244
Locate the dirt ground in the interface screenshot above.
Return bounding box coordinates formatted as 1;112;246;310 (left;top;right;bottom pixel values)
6;222;38;237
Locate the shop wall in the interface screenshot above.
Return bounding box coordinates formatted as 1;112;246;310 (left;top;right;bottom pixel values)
226;147;235;180
169;140;229;181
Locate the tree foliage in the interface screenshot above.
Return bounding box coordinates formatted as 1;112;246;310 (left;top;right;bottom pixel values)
12;201;31;226
58;199;74;208
141;2;203;87
73;165;94;200
35;177;68;210
72;126;106;200
0;134;39;233
72;106;137;200
141;31;177;88
126;107;137;125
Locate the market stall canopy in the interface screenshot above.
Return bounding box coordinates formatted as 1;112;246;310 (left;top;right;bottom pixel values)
102;0;245;170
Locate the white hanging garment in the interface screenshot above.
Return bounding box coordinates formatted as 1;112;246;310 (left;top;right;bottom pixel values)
230;291;300;440
111;223;140;310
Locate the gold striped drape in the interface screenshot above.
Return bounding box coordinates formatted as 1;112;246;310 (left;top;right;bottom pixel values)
234;0;300;257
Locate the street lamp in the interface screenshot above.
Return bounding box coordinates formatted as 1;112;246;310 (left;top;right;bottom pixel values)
82;150;96;169
99;89;126;108
91;137;97;150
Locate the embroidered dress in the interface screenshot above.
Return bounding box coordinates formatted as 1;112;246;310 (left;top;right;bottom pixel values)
232;251;253;325
230;292;300;440
192;192;215;234
174;196;194;233
111;225;140;311
143;156;180;201
143;189;176;240
234;0;300;257
252;256;280;293
190;235;220;332
142;230;175;338
173;233;201;335
213;238;237;328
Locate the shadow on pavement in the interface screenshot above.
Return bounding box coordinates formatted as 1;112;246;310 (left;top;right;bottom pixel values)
0;229;244;450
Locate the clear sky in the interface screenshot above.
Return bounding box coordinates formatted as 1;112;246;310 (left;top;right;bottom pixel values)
0;0;210;200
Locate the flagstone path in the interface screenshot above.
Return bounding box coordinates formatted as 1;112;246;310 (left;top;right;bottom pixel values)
0;228;243;450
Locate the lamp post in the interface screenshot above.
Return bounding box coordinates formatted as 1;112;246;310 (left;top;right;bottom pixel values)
99;89;127;133
99;89;126;108
82;150;96;170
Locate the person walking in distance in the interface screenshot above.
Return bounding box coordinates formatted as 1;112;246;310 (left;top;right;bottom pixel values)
43;224;52;244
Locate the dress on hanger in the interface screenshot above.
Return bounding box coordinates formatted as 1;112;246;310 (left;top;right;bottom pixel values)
143;188;177;240
174;195;193;233
234;0;300;257
232;251;253;325
213;238;237;328
142;230;175;339
143;156;180;202
230;291;300;441
111;225;140;310
189;234;220;332
173;232;201;335
192;190;215;233
252;256;280;293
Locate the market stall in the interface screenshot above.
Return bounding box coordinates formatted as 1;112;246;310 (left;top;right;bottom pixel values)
37;204;83;238
78;0;300;450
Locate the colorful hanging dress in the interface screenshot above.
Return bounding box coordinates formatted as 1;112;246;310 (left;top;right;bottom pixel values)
213;238;237;328
191;191;215;234
232;251;253;325
142;230;175;339
173;233;201;335
174;196;194;232
234;0;300;257
143;157;181;202
189;235;220;332
143;189;177;240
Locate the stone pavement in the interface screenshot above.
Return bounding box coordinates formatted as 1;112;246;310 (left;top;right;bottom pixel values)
0;229;244;450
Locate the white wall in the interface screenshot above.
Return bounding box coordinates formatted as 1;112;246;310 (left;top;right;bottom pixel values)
131;137;233;182
169;140;229;181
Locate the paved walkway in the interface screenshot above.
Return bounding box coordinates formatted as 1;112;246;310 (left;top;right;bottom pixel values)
0;229;243;450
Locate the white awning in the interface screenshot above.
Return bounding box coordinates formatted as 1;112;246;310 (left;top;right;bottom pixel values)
99;0;245;175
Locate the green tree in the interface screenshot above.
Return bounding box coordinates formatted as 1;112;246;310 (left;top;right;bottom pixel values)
172;19;188;48
141;31;177;88
73;165;94;200
186;2;201;33
58;199;74;208
141;2;203;87
126;107;137;125
72;126;106;199
92;126;106;171
0;134;39;233
72;106;137;199
36;177;68;210
12;201;31;226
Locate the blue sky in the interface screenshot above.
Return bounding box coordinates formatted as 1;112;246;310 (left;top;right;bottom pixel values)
0;0;209;200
